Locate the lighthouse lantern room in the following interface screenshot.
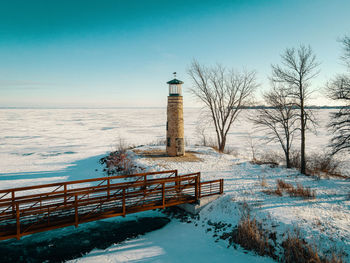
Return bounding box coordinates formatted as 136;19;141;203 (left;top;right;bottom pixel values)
166;73;185;157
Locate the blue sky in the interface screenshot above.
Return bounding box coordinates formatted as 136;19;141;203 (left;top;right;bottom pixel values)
0;0;350;107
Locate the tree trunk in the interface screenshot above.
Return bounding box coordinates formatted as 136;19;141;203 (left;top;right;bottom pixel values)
219;135;226;152
300;96;306;174
285;151;291;168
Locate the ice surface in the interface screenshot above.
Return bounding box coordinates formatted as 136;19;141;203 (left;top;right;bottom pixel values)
0;108;346;174
0;108;349;262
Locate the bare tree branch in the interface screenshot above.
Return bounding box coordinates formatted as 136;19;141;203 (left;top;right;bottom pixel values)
188;60;258;152
271;45;320;174
327;36;350;155
250;84;298;167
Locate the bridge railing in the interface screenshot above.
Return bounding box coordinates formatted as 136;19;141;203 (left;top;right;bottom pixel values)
0;170;178;217
0;170;224;241
0;173;201;240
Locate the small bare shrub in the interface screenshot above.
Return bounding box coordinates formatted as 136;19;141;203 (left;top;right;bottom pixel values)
115;136;129;152
282;229;344;263
289;150;301;170
99;150;137;176
306;153;343;178
196;122;209;146
288;151;344;178
257;151;281;166
246;133;258;162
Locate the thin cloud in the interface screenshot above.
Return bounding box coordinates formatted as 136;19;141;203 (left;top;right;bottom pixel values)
0;80;51;90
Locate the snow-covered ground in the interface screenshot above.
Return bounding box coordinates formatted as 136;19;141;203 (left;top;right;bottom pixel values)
67;144;350;262
132;145;350;259
0;108;349;262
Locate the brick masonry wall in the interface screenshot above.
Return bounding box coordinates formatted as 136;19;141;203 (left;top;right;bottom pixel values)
166;96;185;156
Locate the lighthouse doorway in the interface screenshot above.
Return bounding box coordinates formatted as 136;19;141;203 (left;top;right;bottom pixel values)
176;138;184;155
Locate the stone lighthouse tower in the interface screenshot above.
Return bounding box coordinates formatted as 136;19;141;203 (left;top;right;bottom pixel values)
166;73;185;157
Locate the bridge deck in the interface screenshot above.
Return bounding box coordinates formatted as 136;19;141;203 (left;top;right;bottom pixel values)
0;170;223;240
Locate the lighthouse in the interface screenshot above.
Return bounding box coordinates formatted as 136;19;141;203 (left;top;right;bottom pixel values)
166;73;185;157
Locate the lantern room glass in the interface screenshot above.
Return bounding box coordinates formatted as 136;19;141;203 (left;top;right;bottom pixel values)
169;84;182;96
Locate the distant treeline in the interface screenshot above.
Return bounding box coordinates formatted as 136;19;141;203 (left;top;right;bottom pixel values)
238;105;350;109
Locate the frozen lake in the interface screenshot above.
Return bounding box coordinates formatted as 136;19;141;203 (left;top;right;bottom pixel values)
0;108;344;175
0;108;348;263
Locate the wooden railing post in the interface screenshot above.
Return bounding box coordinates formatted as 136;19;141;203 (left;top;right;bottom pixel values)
74;195;78;227
198;172;201;199
64;183;67;206
107;178;110;198
162;183;165;208
16;203;20;240
12;190;15;217
122;188;126;217
195;177;199;201
175;170;180;194
220;179;224;194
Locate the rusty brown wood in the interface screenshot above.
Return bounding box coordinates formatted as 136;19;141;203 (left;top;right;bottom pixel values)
0;170;178;194
107;178;110;198
11;190;15;217
0;173;187;207
122;188;126;216
16;203;20;240
0;170;223;241
198;172;201;199
162;183;165;208
64;183;67;205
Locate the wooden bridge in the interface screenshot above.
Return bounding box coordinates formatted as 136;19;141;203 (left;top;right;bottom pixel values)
0;170;223;241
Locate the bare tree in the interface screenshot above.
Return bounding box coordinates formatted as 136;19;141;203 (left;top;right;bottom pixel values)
271;45;320;174
327;36;350;155
188;60;258;152
250;84;299;168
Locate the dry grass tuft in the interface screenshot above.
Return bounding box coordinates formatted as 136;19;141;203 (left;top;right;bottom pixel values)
263;180;316;199
288;183;316;198
277;179;293;190
282;229;344;263
262;188;283;196
260;177;268;188
233;214;275;258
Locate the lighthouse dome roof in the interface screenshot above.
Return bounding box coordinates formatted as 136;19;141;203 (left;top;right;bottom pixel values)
167;78;184;84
